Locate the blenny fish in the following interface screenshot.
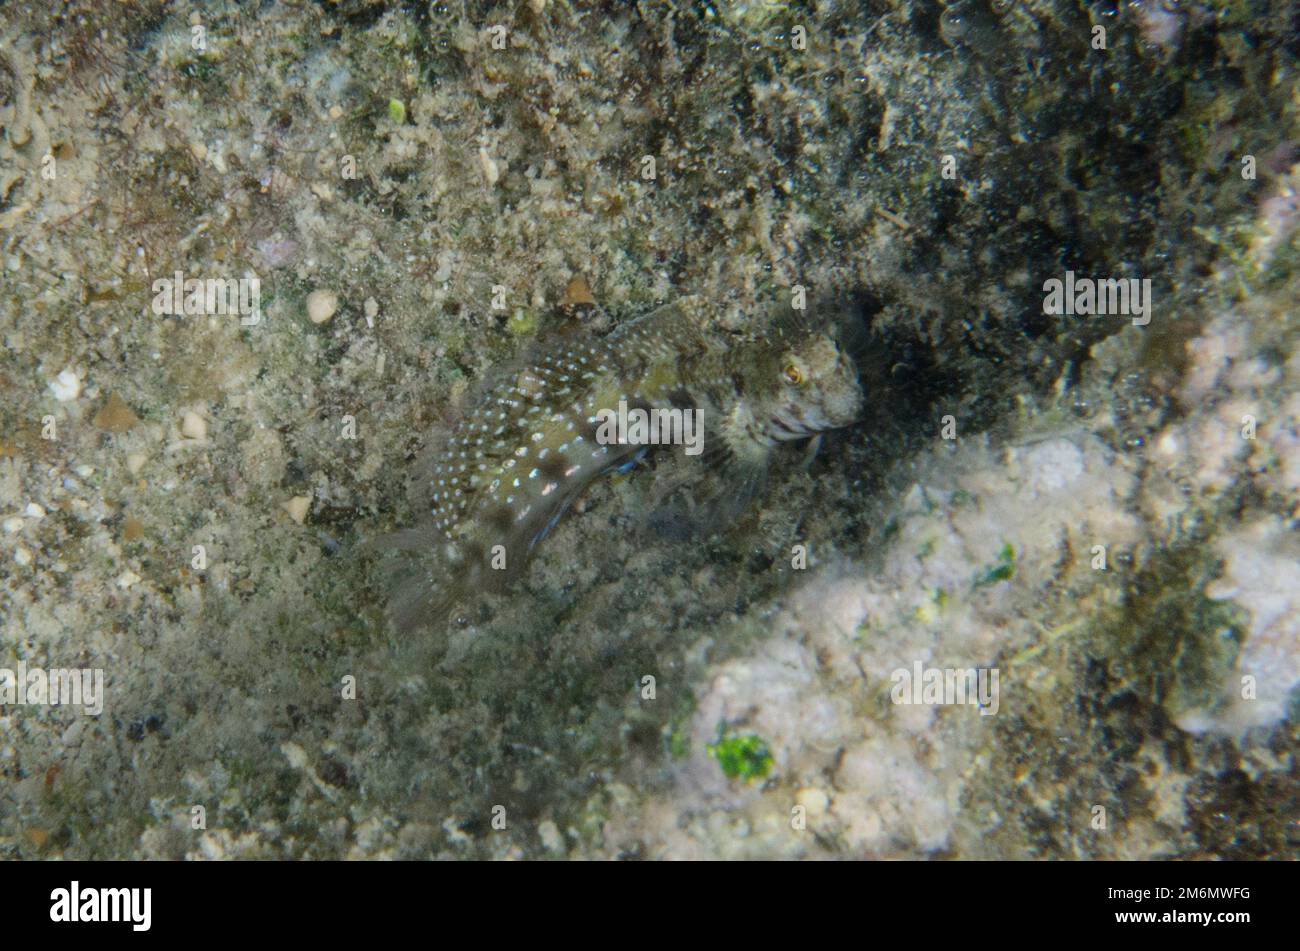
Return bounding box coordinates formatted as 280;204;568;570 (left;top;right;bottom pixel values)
384;294;863;629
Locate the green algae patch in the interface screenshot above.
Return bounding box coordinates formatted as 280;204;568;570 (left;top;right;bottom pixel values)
506;307;538;337
708;732;773;782
667;726;691;761
973;543;1016;589
1088;543;1251;724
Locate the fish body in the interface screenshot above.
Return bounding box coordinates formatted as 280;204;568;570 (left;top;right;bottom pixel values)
389;295;863;629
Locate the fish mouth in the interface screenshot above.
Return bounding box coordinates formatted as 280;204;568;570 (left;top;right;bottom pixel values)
768;415;806;440
769;387;863;439
769;405;834;440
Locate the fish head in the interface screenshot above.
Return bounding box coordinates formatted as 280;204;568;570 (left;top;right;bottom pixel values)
763;333;864;440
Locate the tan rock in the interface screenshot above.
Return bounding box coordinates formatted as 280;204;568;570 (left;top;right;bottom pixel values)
283;495;311;524
306;289;339;324
93;393;139;433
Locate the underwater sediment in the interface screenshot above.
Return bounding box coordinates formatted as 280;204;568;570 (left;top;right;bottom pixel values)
0;0;1296;859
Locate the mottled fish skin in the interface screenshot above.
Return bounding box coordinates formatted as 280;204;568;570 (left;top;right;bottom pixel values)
391;295;863;629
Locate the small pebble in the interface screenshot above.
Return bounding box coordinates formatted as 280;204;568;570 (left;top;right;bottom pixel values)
14;547;32;566
181;412;207;440
24;503;44;519
478;146;500;186
306;289;339;324
283;495;311;524
796;787;831;817
281;741;309;769
49;369;81;402
122;516;144;542
538;820;565;854
561;275;595;307
93;392;139;433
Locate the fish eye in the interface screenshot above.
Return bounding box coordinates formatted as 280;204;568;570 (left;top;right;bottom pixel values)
783;363;804;386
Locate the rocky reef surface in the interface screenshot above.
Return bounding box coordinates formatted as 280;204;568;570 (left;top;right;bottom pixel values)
0;0;1296;858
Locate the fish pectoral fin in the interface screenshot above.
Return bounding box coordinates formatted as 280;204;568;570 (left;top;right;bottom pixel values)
644;444;769;540
800;434;824;471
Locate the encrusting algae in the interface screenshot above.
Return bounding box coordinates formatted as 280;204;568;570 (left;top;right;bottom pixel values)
383;295;864;630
